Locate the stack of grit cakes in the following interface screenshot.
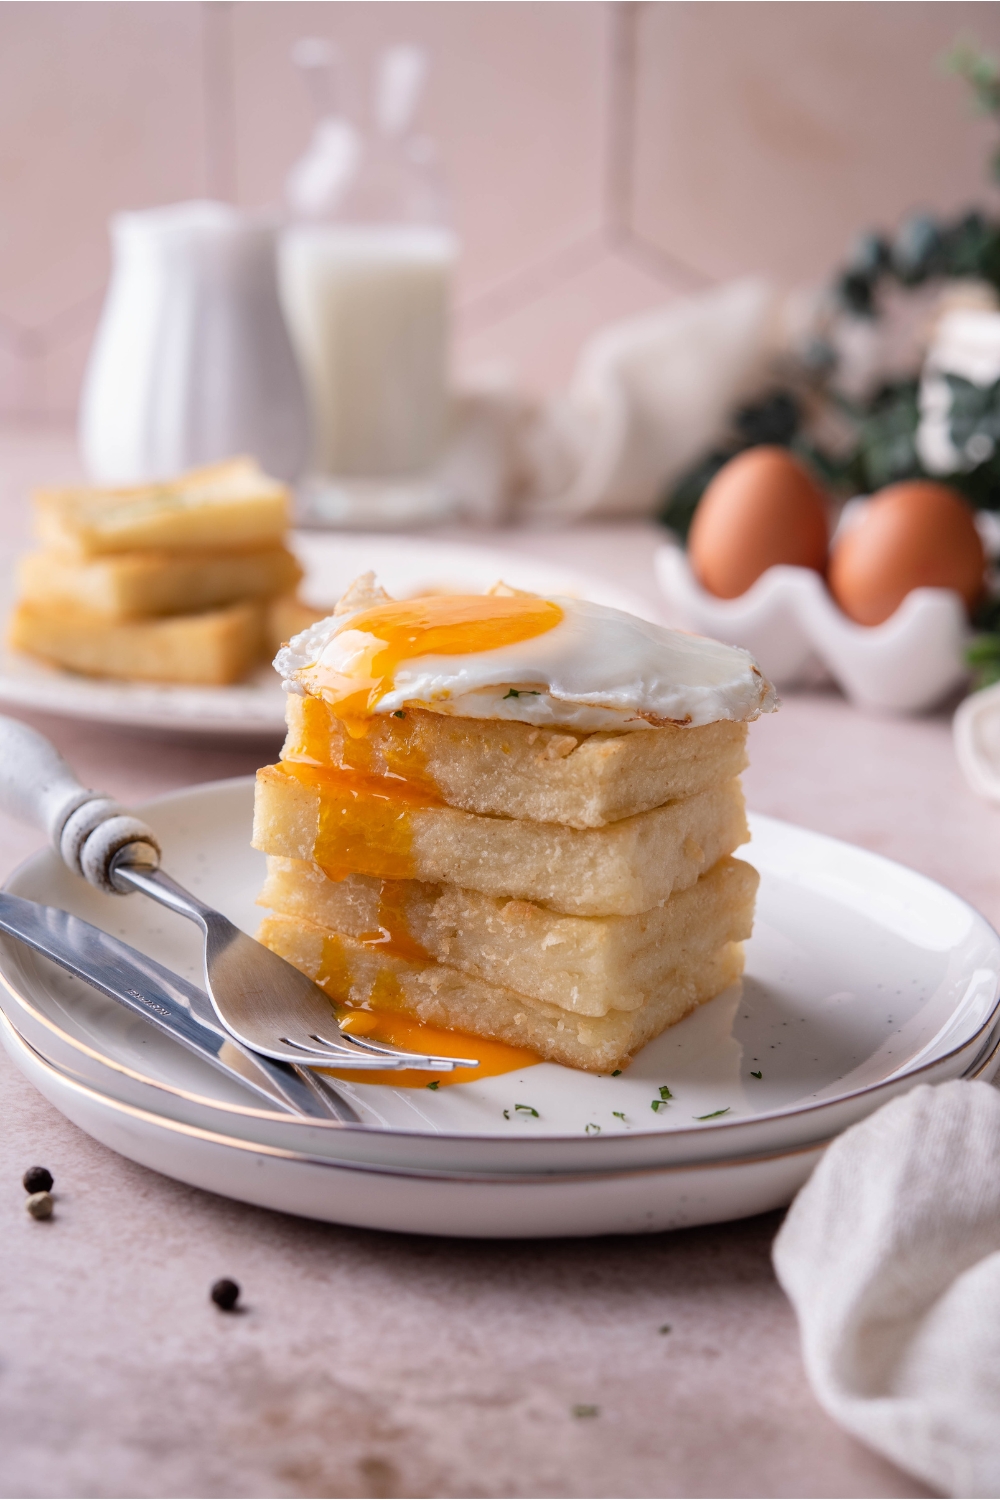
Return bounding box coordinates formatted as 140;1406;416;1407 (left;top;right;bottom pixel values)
252;575;776;1075
10;458;308;685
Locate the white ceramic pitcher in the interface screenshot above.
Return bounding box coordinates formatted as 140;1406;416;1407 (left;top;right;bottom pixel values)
79;200;309;484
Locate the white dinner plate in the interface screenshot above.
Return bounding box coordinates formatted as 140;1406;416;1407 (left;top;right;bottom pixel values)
1;779;998;1199
0;1013;835;1238
0;533;645;738
2;1000;998;1241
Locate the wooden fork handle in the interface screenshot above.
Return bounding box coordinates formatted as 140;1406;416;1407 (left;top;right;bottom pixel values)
0;714;160;893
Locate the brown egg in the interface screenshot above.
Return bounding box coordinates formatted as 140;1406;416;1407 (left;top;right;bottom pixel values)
688;446;829;599
828;480;985;626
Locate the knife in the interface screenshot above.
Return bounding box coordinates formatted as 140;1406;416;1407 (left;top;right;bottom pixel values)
0;891;361;1123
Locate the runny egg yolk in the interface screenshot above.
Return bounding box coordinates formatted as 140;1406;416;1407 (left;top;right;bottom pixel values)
312;594;563;735
322;1006;540;1089
277;760;440;882
310;932;540;1088
271;594;561;1085
262;766;543;1084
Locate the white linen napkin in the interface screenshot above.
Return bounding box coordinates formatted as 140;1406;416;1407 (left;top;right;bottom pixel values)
521;278;787;523
447;279;792;524
773;1080;1000;1498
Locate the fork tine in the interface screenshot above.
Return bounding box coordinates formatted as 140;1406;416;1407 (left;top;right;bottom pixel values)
275;1037;415;1070
277;1030;478;1072
312;1030;434;1058
279;1034;384;1062
313;1030;421;1056
310;1029;479;1070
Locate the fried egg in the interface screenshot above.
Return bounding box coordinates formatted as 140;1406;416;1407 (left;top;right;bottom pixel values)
275;575;776;733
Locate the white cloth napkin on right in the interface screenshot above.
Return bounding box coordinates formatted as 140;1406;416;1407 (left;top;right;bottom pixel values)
773;1080;1000;1498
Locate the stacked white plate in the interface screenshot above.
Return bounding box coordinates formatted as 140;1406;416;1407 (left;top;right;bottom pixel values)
2;780;998;1239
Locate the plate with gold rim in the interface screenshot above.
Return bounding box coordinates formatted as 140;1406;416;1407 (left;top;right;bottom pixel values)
0;779;998;1192
2;999;998;1240
0;534;646;739
0;1013;837;1237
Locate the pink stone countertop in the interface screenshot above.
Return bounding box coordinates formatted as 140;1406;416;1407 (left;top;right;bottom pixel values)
2;427;988;1498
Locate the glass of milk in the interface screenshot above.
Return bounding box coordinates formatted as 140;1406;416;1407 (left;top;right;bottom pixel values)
280;43;459;524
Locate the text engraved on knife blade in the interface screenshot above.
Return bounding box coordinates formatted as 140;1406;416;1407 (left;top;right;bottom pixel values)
126;987;172;1017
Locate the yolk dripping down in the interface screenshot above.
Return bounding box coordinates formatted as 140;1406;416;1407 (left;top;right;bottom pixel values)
324;1006;540;1088
257;894;540;1086
257;772;542;1085
268;593;558;1085
284;694;441;797
312;593;563;735
276;760;439;882
356;877;433;965
311;933;539;1089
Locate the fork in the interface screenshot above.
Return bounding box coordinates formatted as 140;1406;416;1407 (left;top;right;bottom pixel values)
0;715;478;1075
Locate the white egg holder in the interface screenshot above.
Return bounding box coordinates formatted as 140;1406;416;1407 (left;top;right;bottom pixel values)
654;539;970;714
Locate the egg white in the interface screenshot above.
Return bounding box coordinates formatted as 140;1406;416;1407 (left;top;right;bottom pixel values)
276;594;776;730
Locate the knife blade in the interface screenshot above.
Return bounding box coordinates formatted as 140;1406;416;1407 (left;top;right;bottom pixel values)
0;891;360;1123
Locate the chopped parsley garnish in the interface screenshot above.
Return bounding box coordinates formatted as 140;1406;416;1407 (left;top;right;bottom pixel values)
750;1070;762;1079
611;1069;622;1077
651;1099;668;1113
658;1085;673;1100
585;1123;600;1135
426;1080;440;1091
695;1108;731;1120
503;1109;510;1120
612;1111;626;1121
514;1103;539;1117
393;710;406;719
572;1405;599;1419
658;1324;672;1335
503;688;540;699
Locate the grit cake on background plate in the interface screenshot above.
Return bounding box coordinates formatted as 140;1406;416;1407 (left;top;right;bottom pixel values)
252;573;777;1077
31;457;289;555
8;457;314;686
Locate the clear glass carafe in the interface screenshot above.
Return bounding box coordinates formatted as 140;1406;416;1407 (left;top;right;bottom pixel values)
280;43;458;525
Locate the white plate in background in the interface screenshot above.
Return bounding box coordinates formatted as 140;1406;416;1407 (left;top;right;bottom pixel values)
0;533;645;738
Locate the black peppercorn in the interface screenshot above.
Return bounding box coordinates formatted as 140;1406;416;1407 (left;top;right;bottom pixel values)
211;1277;240;1312
23;1166;53;1194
